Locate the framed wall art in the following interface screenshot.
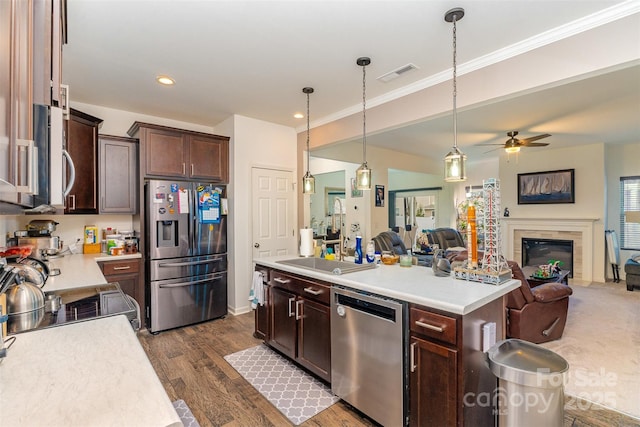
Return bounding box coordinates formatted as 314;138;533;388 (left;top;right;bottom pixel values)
375;185;385;207
518;169;575;205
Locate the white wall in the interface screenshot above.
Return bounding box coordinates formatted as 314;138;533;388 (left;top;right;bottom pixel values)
499;143;607;282
219;115;297;315
605;142;640;280
72;102;216;137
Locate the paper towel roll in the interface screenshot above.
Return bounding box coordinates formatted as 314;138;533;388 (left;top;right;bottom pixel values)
300;228;314;257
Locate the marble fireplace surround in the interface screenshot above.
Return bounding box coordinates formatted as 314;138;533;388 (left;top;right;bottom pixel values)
502;218;598;282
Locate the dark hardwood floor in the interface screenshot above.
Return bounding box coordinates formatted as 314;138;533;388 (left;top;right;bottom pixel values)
139;312;640;427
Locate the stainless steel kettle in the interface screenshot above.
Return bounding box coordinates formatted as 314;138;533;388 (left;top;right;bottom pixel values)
5;277;46;333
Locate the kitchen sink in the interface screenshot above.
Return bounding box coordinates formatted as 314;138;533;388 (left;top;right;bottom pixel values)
276;257;376;275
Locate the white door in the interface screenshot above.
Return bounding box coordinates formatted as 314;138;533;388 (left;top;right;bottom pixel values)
252;168;296;259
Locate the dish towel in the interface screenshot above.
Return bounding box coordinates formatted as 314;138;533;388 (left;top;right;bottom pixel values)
249;271;264;309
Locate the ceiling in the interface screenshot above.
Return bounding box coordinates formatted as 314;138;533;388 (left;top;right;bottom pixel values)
64;1;640;163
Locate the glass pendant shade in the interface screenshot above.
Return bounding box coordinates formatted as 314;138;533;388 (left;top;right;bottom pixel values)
444;147;467;182
302;86;315;194
356;162;371;190
302;171;315;194
443;8;467;183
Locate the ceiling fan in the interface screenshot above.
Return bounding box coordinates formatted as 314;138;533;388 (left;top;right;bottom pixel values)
486;131;551;153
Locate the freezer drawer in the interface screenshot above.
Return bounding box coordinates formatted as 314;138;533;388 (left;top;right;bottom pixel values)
150;271;227;333
149;254;227;281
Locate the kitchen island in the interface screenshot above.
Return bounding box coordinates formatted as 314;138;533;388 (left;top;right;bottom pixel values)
0;252;181;427
0;315;182;427
254;255;521;427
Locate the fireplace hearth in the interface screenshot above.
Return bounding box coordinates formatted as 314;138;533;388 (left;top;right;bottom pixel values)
522;238;573;278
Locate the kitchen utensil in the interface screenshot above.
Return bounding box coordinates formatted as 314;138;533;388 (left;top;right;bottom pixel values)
6;277;45;315
26;219;59;236
6;257;49;287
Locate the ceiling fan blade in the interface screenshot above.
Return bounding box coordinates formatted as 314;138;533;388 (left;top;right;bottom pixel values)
520;134;551;143
483;146;504;154
521;142;549;147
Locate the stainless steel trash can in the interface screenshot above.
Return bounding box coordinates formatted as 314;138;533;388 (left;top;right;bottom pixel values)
487;339;569;427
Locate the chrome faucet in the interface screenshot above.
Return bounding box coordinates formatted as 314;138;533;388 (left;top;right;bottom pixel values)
336;198;345;261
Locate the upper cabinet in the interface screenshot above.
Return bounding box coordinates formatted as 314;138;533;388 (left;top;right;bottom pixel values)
33;0;68;110
128;122;229;183
99;135;138;214
1;0;66;211
64;108;103;214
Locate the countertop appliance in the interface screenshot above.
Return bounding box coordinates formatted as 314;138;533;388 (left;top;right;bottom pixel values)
145;179;227;333
331;286;408;427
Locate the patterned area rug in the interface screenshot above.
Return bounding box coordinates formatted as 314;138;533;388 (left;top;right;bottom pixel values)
224;344;339;425
172;399;200;427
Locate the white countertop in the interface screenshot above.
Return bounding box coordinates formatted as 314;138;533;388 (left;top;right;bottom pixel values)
255;255;520;315
0;315;182;427
43;253;142;293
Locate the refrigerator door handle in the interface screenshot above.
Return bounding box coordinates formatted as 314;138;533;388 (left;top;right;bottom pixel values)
158;274;224;288
158;257;224;268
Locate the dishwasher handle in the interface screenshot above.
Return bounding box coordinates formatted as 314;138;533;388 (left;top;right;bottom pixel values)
335;292;397;322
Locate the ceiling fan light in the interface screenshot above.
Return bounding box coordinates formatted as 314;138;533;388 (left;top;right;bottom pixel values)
356;162;371;190
444;147;467;182
302;171;316;194
505;146;520;154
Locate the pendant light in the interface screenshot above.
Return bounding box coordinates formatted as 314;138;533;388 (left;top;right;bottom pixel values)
302;87;315;194
355;57;372;191
443;7;467;182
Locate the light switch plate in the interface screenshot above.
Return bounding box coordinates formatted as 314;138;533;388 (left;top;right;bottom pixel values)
482;322;496;352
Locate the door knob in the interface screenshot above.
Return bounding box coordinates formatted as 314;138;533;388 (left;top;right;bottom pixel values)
254;243;260;248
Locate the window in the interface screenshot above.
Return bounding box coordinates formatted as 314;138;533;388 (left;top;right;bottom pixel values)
620;176;640;250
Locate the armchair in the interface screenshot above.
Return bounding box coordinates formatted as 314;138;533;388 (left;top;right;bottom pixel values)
505;261;573;344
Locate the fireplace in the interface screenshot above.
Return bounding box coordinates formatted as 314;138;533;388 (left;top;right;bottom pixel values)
522;238;574;278
502;217;599;282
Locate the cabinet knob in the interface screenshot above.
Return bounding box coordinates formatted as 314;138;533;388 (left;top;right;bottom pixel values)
254;243;260;248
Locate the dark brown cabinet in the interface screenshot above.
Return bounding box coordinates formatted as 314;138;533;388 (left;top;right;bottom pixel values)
99;258;142;311
409;299;504;427
65;109;103;214
264;269;331;382
99;135;138;214
127;122;229;182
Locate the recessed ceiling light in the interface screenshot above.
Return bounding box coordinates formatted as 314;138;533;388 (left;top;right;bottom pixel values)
156;75;175;85
294;113;304;119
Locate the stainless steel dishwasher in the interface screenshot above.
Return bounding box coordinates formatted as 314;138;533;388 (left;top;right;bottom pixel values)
331;286;408;427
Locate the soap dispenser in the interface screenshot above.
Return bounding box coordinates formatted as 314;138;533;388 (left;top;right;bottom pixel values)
355;236;363;264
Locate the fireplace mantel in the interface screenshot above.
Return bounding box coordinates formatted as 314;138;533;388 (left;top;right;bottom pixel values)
501;217;599;282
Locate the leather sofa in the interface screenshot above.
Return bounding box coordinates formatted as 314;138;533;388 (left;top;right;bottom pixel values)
372;231;433;267
505;261;573;344
429;227;466;250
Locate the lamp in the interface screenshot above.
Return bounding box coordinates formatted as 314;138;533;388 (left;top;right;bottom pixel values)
355;57;372;190
443;7;467;182
302;87;315;194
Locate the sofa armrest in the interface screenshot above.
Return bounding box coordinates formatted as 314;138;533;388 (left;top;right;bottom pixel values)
532;282;573;303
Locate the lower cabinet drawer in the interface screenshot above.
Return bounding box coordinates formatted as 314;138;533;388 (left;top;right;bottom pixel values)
270;270;331;305
410;307;457;345
101;259;140;276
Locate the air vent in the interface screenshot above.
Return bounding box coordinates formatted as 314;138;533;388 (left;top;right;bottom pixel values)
377;63;418;83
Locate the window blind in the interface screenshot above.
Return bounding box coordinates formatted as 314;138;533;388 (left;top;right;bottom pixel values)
620;176;640;250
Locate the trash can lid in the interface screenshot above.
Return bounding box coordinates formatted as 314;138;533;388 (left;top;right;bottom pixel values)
487;339;569;388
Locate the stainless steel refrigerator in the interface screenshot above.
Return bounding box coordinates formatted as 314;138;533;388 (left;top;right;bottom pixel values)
145;179;227;333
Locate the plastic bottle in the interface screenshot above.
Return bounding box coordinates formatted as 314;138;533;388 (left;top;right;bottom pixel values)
355;236;363;264
320;243;326;259
366;240;375;263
